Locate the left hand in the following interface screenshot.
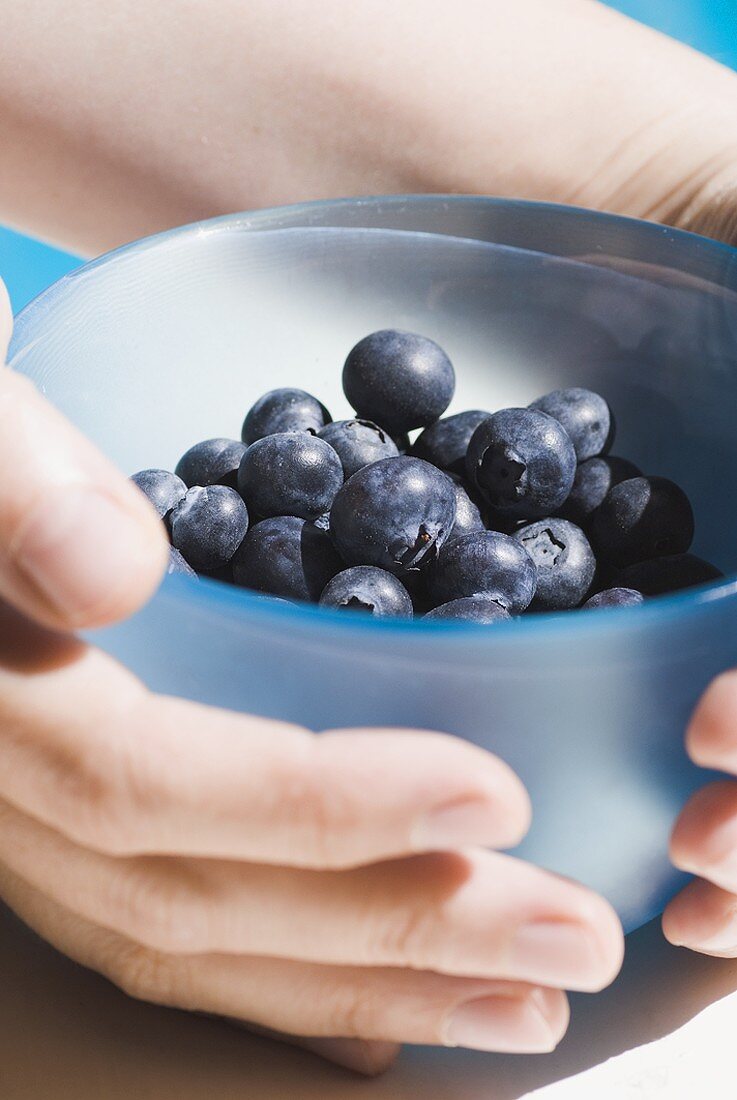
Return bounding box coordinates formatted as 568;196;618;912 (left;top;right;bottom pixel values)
663;675;737;954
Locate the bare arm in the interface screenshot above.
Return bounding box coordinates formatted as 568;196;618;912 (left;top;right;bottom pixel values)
1;0;737;255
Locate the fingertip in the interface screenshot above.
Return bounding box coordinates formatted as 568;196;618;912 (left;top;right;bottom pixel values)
687;672;737;769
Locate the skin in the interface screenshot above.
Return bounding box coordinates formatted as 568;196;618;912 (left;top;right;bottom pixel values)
1;0;736;1075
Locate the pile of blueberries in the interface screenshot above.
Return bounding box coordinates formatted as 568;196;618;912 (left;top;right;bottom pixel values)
131;329;721;623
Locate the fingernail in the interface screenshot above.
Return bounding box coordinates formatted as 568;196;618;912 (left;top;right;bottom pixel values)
509;920;602;990
414;797;510;849
12;485;155;621
445;988;557;1053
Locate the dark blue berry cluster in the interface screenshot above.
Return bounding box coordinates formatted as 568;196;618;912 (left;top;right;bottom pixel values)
131;328;720;621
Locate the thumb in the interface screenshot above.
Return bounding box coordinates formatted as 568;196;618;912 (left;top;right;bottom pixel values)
0;313;168;630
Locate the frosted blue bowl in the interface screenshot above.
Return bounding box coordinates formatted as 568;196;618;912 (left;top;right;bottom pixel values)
9;195;737;932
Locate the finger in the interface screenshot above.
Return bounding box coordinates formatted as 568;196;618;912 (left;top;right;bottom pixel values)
0;800;622;991
0;279;11;361
670;780;737;892
0;861;569;1053
663;877;737;957
0;862;397;1076
0;366;168;630
685;671;737;773
0;623;531;865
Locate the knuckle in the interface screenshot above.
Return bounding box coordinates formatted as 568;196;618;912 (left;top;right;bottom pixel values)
108;863;206;954
371;902;436;967
107;942;181;1006
276;734;357;867
321;980;385;1040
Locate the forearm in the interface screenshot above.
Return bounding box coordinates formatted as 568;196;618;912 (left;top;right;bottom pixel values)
1;0;737;256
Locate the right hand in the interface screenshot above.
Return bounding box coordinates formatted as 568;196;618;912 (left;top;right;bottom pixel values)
0;284;623;1075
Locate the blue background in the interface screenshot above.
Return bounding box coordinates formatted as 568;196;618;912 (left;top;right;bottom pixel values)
1;0;735;313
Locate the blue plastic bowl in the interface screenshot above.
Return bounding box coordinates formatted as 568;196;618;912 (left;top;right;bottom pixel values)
10;195;737;932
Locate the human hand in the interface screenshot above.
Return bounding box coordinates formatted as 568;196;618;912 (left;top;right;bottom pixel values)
662;678;737;956
0;286;624;1075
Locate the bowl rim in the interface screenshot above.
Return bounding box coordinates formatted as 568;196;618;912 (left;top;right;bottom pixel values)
11;192;737;643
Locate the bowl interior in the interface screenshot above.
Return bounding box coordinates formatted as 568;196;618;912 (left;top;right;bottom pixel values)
9;213;737;575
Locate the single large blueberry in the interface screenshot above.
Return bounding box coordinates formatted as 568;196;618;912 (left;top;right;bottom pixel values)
175;438;247;489
232;515;343;601
589;476;695;568
167;546;198;578
170;485;249;571
130;469;187;518
318;418;399;479
342;329;455;433
560;455;641;525
613;554;722;595
242;388;331;444
514;518;596;610
466;408;576;520
411;410;491;475
429;530;536;611
583;587;644;610
319;566;413;617
425;596;511;623
330;456;456;575
446;477;486;542
237;432;344;520
530;387;612;461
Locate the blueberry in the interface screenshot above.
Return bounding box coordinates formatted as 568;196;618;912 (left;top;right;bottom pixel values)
466;408;576;519
175;438;247;489
514;518;596;610
242;388;331;444
130;469;187;518
319;566;413;617
411;410;491;475
583;587;644;610
613;554;722;596
330;456;456;575
424;596;511;623
318;418;398;479
167;546;198;577
237;432;344;520
589;476;694;568
342;329;455;433
170;486;249;571
232;515;343;601
530;387;613;461
446;477;486;542
560;455;641;525
429;530;536;612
